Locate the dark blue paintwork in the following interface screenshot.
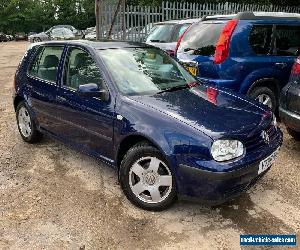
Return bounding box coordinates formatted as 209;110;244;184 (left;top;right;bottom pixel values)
14;40;283;204
177;18;300;96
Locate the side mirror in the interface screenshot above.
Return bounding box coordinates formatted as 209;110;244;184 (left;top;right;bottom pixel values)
77;83;109;101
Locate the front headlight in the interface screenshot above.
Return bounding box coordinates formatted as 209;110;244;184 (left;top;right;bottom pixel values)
211;140;244;162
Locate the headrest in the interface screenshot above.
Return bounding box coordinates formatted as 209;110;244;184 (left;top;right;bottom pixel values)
74;53;90;68
43;55;59;68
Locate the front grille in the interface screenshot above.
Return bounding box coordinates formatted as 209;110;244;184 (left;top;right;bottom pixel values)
244;124;280;152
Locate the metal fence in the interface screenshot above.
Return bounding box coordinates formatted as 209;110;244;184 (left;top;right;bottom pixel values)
99;1;300;41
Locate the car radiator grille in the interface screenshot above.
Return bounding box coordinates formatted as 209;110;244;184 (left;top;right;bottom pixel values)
244;124;279;152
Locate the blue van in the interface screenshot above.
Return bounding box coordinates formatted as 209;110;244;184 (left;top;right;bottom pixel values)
176;12;300;112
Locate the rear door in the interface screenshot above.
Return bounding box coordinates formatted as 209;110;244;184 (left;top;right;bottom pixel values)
272;24;300;87
27;45;65;133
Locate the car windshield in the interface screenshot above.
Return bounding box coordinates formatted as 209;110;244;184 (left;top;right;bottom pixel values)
177;22;226;56
146;24;175;42
98;47;196;96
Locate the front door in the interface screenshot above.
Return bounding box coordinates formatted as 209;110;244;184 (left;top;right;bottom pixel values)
55;46;115;162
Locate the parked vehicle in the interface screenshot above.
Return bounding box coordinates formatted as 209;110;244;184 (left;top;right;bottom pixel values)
280;56;300;140
85;32;96;40
146;19;199;57
7;34;14;41
15;32;27;41
13;41;282;210
28;32;37;37
0;32;8;42
51;25;83;38
176;12;300;112
28;27;75;43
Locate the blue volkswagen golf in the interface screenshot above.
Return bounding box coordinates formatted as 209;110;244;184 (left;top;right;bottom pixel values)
13;41;282;211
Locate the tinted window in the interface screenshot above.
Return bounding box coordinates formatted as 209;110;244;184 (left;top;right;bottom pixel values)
98;48;195;96
274;25;300;56
249;25;273;55
64;48;103;90
177;22;225;56
28;46;64;82
146;24;175;42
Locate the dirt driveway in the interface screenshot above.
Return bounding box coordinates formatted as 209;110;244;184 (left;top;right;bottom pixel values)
0;42;299;250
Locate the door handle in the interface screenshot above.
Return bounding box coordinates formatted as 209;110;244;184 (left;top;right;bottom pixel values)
56;96;67;102
275;62;287;68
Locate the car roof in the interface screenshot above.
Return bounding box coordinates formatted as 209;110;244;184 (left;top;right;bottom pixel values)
203;11;300;21
52;25;75;28
29;40;153;50
154;18;201;25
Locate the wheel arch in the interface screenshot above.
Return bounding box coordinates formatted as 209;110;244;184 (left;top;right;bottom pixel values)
246;78;281;98
13;95;25;112
116;133;170;171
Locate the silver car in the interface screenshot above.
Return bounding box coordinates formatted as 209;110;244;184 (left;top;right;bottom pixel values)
28;26;77;43
145;19;200;57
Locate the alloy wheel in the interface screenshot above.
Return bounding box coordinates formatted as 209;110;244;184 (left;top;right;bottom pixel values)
129;156;173;204
256;94;272;109
18;107;32;138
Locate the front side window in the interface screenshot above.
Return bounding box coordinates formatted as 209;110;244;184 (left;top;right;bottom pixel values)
249;25;273;55
274;25;300;56
64;48;103;90
28;46;64;83
98;47;195;96
177;22;226;56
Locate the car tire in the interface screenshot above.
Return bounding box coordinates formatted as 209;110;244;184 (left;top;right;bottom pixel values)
249;86;277;113
119;143;177;211
287;127;300;141
16;102;42;143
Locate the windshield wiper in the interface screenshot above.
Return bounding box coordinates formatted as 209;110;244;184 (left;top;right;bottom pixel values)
157;82;201;94
183;47;195;52
150;39;167;43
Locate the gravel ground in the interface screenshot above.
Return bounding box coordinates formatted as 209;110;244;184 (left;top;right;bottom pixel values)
0;42;299;250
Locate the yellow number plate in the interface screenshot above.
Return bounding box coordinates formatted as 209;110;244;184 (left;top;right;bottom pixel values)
186;66;198;76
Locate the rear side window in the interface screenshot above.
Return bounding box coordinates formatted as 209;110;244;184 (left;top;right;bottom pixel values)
274;25;300;56
177;22;225;56
28;46;64;83
249;25;273;55
146;24;175;42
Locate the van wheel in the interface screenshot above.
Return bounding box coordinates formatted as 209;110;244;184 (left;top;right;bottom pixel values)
16;102;42;143
119;144;177;211
287;128;300;141
249;87;277;112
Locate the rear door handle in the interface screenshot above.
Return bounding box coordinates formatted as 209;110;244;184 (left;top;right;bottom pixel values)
275;62;287;68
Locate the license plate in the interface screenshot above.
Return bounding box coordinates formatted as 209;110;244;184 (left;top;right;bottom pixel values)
186;66;198;76
258;149;279;175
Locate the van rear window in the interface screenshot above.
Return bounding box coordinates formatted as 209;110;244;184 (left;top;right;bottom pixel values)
177;22;225;56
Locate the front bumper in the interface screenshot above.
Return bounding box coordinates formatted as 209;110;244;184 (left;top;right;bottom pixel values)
175;129;283;205
177;161;269;205
279;107;300;132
